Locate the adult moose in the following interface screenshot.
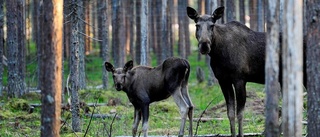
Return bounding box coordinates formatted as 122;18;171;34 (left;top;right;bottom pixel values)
187;6;272;137
104;57;193;137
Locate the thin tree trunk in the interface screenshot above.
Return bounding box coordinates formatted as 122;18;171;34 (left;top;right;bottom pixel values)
40;0;63;136
18;0;26;95
36;0;42;90
265;0;280;136
70;0;81;132
306;0;320;136
6;0;23;98
249;0;258;31
135;0;141;65
226;0;234;22
100;0;109;89
239;0;245;24
139;0;149;65
257;0;265;32
178;0;186;59
78;0;86;89
161;0;168;62
111;0;120;67
282;0;303;136
0;0;4;96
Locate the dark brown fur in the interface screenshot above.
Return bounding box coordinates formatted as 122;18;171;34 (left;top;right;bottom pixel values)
105;57;193;137
187;6;306;137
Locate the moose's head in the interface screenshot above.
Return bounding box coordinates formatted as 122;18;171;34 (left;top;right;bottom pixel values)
104;60;133;91
187;6;225;54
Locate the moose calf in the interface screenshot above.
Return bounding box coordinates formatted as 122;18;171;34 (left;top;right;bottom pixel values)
104;57;194;137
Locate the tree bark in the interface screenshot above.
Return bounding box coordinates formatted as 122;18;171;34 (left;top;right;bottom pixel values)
265;0;280;136
239;0;245;24
99;0;109;89
282;0;303;136
0;0;4;96
17;0;26;95
78;0;86;89
257;0;265;32
249;0;258;31
226;0;234;22
138;0;149;65
40;0;63;136
160;0;168;62
70;0;81;132
305;0;320;136
6;0;23;98
135;0;141;65
178;0;186;59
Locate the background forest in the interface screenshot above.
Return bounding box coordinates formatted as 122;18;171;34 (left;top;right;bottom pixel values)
0;0;319;137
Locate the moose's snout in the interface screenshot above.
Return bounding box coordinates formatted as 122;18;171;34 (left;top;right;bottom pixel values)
199;42;211;54
115;83;123;91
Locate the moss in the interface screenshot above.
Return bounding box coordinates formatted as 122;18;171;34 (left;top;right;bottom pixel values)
5;98;30;112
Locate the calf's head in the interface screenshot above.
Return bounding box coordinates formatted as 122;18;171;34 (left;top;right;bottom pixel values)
187;6;224;54
104;60;133;91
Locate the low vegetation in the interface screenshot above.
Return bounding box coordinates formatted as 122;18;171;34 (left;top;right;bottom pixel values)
1;52;307;136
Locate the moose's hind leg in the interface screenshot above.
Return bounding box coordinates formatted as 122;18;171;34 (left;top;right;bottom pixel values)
234;81;247;137
172;87;191;137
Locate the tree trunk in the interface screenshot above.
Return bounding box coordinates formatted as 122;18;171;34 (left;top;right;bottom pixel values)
160;0;168;62
139;0;149;65
257;0;265;32
78;0;86;89
239;0;245;24
6;0;23;98
40;0;63;136
265;0;280;136
305;0;320;136
226;0;234;22
282;0;303;136
36;0;43;90
111;0;120;67
135;0;141;65
178;0;186;59
99;0;109;89
249;0;258;31
70;0;81;132
0;0;4;96
17;0;26;95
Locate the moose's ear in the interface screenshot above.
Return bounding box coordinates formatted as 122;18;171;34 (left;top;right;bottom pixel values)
212;6;224;21
104;62;115;72
123;60;133;72
187;7;199;22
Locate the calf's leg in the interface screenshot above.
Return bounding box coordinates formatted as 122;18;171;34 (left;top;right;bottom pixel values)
172;87;192;137
181;84;194;136
141;105;149;137
219;81;236;137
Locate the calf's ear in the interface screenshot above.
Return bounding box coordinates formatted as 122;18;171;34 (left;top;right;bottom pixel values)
104;62;115;72
187;7;198;22
123;60;133;72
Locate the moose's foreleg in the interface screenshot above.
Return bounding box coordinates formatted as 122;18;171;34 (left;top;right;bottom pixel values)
234;81;247;137
219;81;236;137
132;107;141;137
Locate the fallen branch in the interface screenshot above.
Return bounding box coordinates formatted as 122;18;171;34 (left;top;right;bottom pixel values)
84;114;121;119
